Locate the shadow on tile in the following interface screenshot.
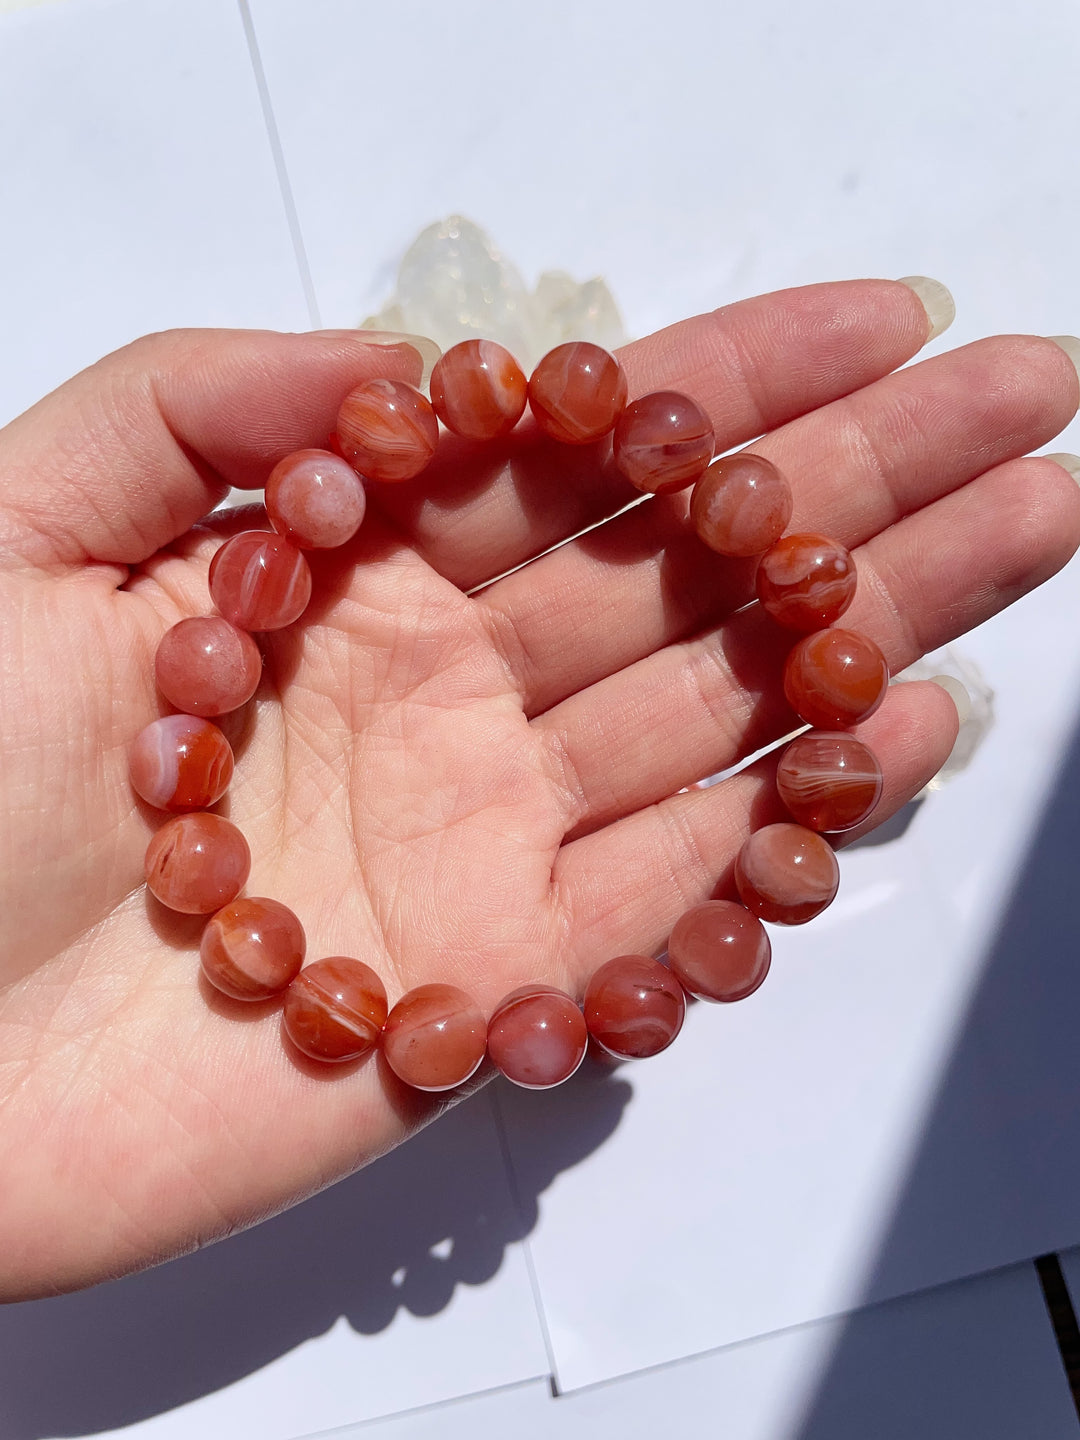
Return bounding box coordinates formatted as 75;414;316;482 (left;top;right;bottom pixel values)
0;1068;631;1439
794;709;1080;1438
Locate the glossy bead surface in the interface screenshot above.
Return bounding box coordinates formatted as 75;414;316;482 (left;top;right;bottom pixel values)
583;956;685;1060
144;813;250;914
690;453;793;557
784;628;890;729
283;955;388;1062
429;340;527;440
336;378;439;482
155;616;262;716
776;732;884;832
735;823;839;925
266;448;367;550
667;901;772;1002
756;533;857;631
612;390;715;494
381;983;486;1092
528;342;628;445
208;530;312;632
130;714;234;812
487;985;588;1090
201;897;306;1001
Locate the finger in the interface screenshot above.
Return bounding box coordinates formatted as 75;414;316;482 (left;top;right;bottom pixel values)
368;279;941;590
554;679;959;984
0;329;423;572
535;453;1080;838
479;335;1080;713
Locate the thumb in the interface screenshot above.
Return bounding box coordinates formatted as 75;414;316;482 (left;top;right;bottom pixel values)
0;327;425;570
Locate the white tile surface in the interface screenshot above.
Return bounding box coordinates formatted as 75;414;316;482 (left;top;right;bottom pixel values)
0;0;310;429
0;1092;549;1439
320;1262;1078;1440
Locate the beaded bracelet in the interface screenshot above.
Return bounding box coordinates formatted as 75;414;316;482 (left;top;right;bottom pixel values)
132;339;888;1094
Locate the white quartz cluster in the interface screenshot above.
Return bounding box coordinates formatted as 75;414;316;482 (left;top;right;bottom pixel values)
360;215;627;373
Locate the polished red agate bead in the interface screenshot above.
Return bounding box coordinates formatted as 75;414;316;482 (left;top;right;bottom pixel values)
208;530;312;632
429;339;527;441
612;391;715;494
144;813;250;914
784;628;889;729
336;378;439;482
265;448;367;550
200;897;305;1001
583;956;685;1060
283;955;388;1062
486;985;588;1090
776;731;883;832
130;714;233;813
155;616;262;717
689;453;793;557
735;822;839;925
666;901;771;1003
381;983;486;1092
756;533;857;631
527;342;628;445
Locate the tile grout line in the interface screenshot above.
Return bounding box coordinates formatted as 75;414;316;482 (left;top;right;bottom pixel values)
487;1085;562;1394
236;0;322;328
1035;1254;1080;1423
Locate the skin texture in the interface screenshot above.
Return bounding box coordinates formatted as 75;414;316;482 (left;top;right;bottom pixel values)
0;292;1077;1300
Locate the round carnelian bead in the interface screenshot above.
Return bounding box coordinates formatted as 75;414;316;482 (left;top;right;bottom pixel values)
735;823;839;925
155;616;262;717
336;378;438;482
144;813;250;914
612;390;715;494
429;340;527;441
283;955;388;1062
130;714;233;812
208;530;312;632
487;985;588;1090
666;901;772;1003
776;732;883;832
756;533;857;631
583;956;685;1060
690;453;793;557
265;449;367;550
527;342;628;445
381;983;486;1092
784;628;889;729
200;897;306;1000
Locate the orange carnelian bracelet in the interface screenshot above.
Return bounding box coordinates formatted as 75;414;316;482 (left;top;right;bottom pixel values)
131;339;888;1093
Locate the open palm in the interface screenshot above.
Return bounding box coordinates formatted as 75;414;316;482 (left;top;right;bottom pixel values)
2;283;1077;1301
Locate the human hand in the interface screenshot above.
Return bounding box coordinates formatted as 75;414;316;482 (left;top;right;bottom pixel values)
1;286;1077;1299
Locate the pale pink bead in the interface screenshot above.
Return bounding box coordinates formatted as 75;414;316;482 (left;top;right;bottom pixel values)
155;616;262;716
129;714;233;812
265;449;367;550
144;813;250;914
486;985;588;1089
208;530;312;631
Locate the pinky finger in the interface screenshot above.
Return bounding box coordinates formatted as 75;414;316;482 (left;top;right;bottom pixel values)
555;680;960;990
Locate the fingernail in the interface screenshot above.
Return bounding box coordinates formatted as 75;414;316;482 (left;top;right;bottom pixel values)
897;276;956;342
1043;451;1080;483
310;329;442;387
359;330;442;387
1048;335;1080;382
929;674;971;725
